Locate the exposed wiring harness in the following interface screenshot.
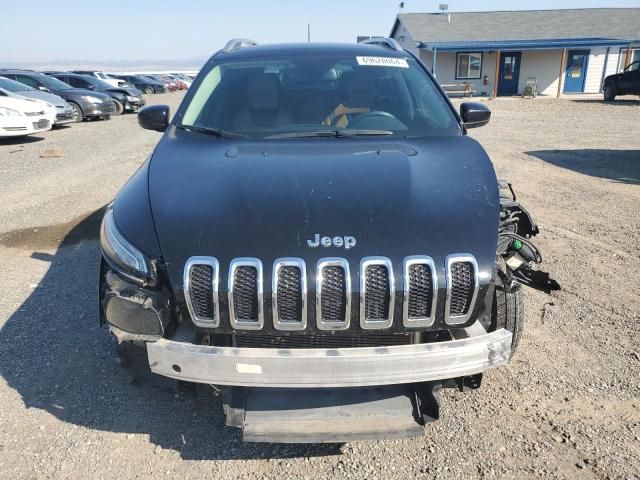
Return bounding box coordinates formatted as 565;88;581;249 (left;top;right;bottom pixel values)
496;182;559;293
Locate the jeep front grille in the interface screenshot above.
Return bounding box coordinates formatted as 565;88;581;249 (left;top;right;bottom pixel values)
316;258;351;330
403;256;437;327
183;257;219;327
272;258;307;330
182;254;479;331
229;258;264;330
445;254;479;325
360;257;394;329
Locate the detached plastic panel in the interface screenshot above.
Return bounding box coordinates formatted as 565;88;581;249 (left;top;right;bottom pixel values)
242;386;424;443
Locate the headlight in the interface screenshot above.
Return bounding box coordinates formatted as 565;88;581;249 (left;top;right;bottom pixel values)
125;95;139;102
100;207;152;280
0;107;22;116
81;95;104;104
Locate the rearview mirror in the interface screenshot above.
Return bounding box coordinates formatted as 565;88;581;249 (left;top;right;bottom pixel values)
460;102;491;129
138;105;169;132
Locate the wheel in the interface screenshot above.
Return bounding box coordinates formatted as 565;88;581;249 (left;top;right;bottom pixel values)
491;285;524;356
68;102;83;122
603;83;616;101
112;99;124;116
144;86;154;94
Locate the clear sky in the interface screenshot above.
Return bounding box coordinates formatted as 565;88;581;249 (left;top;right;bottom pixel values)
1;0;637;64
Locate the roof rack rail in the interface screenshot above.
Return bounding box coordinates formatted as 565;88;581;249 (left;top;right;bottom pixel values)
222;38;258;53
358;37;404;52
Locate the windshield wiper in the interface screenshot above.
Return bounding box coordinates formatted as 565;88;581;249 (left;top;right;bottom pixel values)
264;129;394;139
177;124;249;139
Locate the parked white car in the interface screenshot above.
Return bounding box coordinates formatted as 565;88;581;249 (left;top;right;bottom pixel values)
71;71;125;87
0;76;74;125
0;96;53;138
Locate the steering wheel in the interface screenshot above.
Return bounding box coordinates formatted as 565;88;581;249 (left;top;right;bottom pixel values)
347;111;403;130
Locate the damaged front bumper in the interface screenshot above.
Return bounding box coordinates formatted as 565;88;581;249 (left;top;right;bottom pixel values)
146;323;512;388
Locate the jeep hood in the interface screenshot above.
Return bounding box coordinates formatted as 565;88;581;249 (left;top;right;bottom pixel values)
146;130;499;288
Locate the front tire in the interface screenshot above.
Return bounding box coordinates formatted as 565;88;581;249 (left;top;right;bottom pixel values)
603;83;616;101
144;86;154;94
492;285;524;356
69;102;83;122
112;99;124;116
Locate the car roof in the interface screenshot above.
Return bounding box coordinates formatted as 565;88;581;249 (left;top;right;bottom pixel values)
213;42;409;60
0;69;46;76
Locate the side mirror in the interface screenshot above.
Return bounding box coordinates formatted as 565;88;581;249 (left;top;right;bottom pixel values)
460;102;491;129
38;86;51;93
138;105;170;132
88;84;96;90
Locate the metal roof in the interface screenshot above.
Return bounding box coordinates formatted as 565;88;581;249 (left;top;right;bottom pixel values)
392;8;640;48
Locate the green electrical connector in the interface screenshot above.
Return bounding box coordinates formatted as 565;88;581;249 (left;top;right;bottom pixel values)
511;238;523;251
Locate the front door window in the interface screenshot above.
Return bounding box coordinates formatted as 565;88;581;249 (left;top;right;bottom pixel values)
569;54;586;78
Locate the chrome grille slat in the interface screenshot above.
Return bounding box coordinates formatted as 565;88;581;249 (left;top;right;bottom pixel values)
272;258;307;331
360;257;394;329
445;254;479;325
316;258;351;331
183;256;220;328
229;258;264;330
403;256;437;328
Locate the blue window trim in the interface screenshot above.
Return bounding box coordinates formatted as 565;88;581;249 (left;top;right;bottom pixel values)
455;52;483;80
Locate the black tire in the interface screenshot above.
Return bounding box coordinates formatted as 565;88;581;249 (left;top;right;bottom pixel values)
112;99;124;116
144;86;154;94
603;83;616;101
68;102;83;122
492;285;524;355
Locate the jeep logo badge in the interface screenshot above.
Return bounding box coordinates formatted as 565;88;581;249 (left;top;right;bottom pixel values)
306;234;356;250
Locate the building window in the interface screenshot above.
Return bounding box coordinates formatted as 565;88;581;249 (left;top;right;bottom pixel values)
618;48;640;72
456;52;482;79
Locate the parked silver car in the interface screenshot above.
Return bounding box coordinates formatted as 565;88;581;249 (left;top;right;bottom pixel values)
0;76;74;125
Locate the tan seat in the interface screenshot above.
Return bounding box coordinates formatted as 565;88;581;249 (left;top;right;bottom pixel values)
233;73;292;131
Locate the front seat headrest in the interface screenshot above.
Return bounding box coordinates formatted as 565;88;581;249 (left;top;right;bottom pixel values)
247;73;281;111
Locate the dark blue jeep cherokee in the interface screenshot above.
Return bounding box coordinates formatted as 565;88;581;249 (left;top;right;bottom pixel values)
99;38;556;443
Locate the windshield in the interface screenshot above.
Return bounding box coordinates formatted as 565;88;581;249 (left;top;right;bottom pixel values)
179;53;459;139
84;76;114;89
0;76;35;92
39;75;73;90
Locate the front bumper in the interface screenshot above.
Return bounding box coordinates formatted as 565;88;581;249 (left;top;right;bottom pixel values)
147;323;512;388
83;101;116;117
124;98;145;111
0;115;51;137
55;110;75;125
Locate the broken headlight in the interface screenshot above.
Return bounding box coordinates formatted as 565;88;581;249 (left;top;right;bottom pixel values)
100;206;153;282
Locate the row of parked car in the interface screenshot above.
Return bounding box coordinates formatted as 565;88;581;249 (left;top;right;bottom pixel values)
0;70;194;139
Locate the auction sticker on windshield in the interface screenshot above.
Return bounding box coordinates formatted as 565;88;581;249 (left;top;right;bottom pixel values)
356;56;409;68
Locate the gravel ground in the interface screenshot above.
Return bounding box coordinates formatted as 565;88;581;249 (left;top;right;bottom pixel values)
0;93;639;479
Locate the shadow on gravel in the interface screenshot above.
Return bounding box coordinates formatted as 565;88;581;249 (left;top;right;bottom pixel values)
0;208;342;460
0;135;46;146
526;149;640;185
571;99;640;107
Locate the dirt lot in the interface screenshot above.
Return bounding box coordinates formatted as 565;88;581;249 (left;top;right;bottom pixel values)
0;93;639;479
